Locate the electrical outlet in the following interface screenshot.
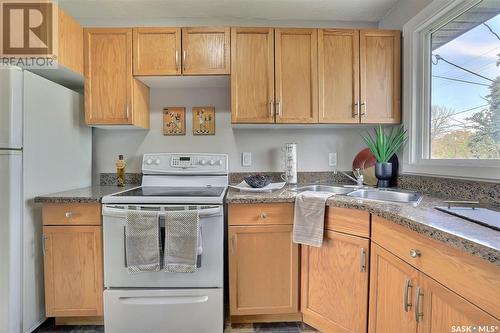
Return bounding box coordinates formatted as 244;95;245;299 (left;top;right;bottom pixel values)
242;152;252;167
329;152;337;167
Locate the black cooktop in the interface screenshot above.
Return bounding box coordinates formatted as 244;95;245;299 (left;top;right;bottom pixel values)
114;186;226;197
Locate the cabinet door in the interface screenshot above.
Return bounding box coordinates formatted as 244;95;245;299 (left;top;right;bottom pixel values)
301;231;369;333
231;28;275;124
319;29;360;124
275;28;318;123
84;28;132;125
229;225;299;315
133;28;181;75
418;274;500;333
182;27;230;75
369;244;418;333
360;30;401;124
43;226;103;317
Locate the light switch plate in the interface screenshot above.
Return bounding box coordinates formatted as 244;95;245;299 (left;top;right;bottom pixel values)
329;152;337;167
242;152;252;167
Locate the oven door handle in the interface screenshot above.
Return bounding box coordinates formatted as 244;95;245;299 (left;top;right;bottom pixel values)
118;295;209;305
103;205;221;218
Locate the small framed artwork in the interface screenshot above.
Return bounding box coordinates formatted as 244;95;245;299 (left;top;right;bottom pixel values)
192;106;215;135
163;107;186;135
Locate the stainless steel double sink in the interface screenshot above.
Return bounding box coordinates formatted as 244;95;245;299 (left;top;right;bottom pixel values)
293;184;423;206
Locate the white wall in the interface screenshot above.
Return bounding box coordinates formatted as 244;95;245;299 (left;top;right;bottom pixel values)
379;0;433;29
92;85;371;177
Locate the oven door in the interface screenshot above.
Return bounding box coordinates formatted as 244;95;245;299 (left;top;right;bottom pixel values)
102;204;223;288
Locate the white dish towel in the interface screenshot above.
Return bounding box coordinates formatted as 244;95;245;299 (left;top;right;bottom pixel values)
125;210;161;273
293;191;334;247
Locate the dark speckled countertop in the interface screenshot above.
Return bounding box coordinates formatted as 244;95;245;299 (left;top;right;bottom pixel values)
34;185;137;203
226;185;500;266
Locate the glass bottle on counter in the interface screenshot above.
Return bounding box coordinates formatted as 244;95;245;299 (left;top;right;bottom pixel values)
116;155;126;187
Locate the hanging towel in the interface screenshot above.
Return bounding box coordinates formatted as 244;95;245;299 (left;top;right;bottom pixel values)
125;210;161;273
293;191;333;247
164;209;200;273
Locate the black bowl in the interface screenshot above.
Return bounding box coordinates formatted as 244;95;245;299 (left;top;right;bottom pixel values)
244;174;271;188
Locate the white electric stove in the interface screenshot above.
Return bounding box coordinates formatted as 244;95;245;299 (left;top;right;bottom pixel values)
101;153;228;333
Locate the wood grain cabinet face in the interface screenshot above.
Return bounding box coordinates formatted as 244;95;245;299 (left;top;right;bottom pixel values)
318;29;360;124
301;231;369;333
360;30;401;124
84;28;150;128
43;226;103;317
275;28;318;123
133;28;181;75
181;27;230;75
231;28;275;124
57;6;83;75
229;224;299;316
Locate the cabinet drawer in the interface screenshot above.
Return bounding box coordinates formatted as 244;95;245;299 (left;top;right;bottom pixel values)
228;203;294;226
372;215;500;319
42;203;101;226
325;207;370;237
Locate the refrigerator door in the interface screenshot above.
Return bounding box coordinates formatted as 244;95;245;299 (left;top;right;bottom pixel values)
0;67;23;149
0;150;22;333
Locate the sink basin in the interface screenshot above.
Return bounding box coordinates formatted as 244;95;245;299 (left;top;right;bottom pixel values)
294;184;353;195
347;189;423;205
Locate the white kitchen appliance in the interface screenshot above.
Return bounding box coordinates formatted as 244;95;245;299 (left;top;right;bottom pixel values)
0;66;92;333
101;153;227;333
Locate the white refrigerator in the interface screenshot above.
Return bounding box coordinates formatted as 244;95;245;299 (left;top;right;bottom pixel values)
0;66;92;333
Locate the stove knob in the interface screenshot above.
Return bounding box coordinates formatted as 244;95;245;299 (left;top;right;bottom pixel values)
209;160;215;166
216;160;222;166
200;160;206;165
146;158;153;165
154;159;161;165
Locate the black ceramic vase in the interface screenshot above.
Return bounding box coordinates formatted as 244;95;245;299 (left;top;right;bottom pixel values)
375;162;393;188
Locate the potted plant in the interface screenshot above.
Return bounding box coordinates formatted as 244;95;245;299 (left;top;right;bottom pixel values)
362;125;408;188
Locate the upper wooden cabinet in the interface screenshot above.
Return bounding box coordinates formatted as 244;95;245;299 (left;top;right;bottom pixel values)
360;30;401;124
133;28;181;75
231;28;275;123
182;27;230;75
275;28;318;123
319;29;401;124
84;28;149;128
57;6;83;75
318;29;359;124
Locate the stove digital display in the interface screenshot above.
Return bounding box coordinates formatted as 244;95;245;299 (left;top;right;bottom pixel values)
179;157;190;161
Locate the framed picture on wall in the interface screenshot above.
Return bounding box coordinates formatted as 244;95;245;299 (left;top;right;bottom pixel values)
163;107;186;135
192;106;215;135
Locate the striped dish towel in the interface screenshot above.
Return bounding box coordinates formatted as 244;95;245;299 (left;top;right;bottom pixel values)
293;191;333;247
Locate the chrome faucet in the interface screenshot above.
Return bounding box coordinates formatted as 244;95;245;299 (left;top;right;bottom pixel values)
336;168;364;188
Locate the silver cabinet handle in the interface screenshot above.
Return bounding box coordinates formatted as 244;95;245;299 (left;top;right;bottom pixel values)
231;235;236;256
359;248;366;272
175;50;180;70
404;279;413;312
42;235;48;256
415;287;423;322
182;50;187;70
260;212;267;219
65;211;72;218
269;101;275;117
410;249;421;258
361;100;367;117
125;99;129;119
353;101;360;118
275;101;282;117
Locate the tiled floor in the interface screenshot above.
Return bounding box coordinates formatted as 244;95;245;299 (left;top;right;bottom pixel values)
34;319;319;333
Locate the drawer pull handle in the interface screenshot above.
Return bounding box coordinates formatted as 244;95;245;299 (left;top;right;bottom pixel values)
415;287;424;322
42;235;48;256
409;249;421;258
359;248;366;272
231;235;236;256
404;279;413;312
65;211;72;218
260;212;267;219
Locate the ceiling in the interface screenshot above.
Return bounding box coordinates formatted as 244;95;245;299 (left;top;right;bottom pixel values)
59;0;401;26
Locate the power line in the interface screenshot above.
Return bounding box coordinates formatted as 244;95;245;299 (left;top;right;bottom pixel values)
450;104;489;116
433;54;495;82
483;22;500;41
432;75;490;86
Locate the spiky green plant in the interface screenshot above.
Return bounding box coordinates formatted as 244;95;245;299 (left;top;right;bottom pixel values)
362;125;408;163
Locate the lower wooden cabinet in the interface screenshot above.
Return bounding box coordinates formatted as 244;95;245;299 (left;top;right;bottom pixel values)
369;243;499;333
301;230;369;333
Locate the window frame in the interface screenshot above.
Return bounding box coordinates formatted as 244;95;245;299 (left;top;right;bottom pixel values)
403;0;500;181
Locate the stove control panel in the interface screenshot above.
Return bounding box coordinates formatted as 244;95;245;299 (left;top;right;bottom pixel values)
142;153;228;174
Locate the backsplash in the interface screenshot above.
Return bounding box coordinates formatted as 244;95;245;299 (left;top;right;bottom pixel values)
100;172;499;205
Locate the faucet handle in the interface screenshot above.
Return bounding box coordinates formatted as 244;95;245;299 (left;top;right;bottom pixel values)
353;168;361;178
